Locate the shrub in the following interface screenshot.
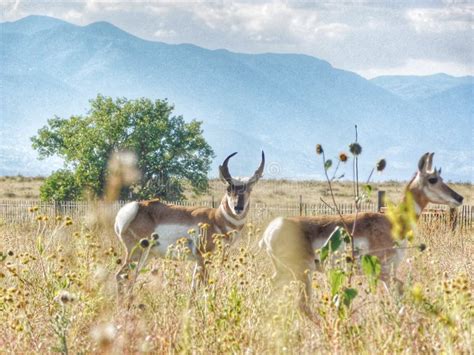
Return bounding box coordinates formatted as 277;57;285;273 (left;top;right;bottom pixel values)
39;170;82;201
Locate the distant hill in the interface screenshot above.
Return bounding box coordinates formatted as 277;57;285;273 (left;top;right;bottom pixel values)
1;15;472;181
371;74;473;101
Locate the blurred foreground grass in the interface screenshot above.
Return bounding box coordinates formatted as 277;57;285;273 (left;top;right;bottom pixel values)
0;207;472;354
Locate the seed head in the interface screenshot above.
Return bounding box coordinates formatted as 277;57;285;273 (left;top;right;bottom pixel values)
349;143;362;156
54;290;77;304
339;152;348;162
376;159;386;172
315;144;323;155
199;223;210;230
139;238;150;248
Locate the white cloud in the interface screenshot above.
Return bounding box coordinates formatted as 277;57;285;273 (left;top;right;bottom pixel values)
406;6;474;33
154;28;177;39
172;2;350;44
1;0;22;19
358;58;473;79
1;1;472;77
64;9;82;21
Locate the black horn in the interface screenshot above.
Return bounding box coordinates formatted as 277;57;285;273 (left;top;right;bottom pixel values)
418;152;430;173
426;152;435;173
249;151;265;184
219;152;238;184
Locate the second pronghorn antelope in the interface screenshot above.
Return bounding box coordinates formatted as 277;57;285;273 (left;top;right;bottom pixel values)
115;151;265;289
259;152;463;305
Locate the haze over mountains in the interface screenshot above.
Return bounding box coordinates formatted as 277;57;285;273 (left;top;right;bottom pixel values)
1;16;472;181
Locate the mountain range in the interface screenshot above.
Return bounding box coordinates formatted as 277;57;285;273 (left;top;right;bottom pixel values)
1;15;472;181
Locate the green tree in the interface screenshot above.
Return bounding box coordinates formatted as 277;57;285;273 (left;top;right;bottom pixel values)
39;169;82;201
32;95;214;201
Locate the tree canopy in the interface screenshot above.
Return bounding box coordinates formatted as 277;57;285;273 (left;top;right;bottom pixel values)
32;95;214;201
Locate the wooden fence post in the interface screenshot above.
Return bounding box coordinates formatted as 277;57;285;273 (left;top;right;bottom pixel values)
299;195;303;216
449;207;458;231
377;190;386;212
54;200;60;218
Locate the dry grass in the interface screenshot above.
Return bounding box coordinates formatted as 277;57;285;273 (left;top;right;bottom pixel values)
0;207;472;353
0;176;44;200
190;179;474;205
1;176;472;205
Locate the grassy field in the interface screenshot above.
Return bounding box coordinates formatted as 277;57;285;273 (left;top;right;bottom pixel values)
188;179;474;206
1;176;473;205
0;200;472;353
0;176;45;200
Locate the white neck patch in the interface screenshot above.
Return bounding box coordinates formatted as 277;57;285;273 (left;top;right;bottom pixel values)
411;173;424;216
219;202;247;228
414;201;422;216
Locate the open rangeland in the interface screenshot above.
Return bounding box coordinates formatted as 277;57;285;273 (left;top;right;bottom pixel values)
0;201;472;353
0;176;45;200
1;176;473;205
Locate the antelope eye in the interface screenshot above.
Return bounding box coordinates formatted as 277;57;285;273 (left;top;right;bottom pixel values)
428;177;438;184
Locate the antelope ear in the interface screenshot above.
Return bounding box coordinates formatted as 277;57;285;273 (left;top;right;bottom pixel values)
418;152;430;173
437;167;442;175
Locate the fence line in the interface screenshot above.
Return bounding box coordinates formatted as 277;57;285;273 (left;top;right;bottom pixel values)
0;199;472;229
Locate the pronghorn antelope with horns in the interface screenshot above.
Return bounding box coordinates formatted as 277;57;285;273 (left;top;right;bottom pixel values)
115;151;265;290
259;152;463;307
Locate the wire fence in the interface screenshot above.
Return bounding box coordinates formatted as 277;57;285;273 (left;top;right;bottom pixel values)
1;199;472;229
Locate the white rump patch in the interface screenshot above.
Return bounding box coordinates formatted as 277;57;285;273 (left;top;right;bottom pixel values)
115;201;139;237
259;217;285;251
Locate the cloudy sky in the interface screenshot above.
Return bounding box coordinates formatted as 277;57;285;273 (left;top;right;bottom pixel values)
2;0;473;78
